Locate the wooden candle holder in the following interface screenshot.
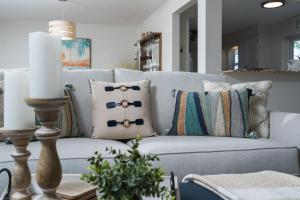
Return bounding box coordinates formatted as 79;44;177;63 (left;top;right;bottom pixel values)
1;129;36;200
25;98;68;200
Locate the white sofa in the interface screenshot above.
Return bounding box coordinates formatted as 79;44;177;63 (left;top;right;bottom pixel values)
0;69;299;191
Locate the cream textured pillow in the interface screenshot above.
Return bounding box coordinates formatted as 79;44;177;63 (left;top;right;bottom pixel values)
90;80;155;139
203;80;272;138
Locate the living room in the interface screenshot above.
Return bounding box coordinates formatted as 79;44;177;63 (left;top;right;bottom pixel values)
0;0;300;199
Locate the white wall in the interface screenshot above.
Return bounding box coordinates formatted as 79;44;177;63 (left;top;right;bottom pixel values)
180;8;190;72
225;73;300;113
137;0;222;74
137;0;193;71
198;0;222;74
220;16;300;114
223;26;259;69
222;17;297;70
138;0;300;114
0;19;137;69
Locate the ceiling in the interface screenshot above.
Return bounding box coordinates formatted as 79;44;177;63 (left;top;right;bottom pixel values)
223;0;300;34
0;0;167;25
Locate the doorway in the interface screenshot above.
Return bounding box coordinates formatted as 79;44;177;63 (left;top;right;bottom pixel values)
179;4;198;72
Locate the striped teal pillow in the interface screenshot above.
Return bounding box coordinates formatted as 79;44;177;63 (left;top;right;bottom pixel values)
169;89;250;138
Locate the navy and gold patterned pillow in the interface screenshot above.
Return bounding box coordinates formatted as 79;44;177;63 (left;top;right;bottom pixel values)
89;80;155;140
169;89;251;138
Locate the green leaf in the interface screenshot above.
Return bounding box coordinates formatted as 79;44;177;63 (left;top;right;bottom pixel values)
82;136;170;200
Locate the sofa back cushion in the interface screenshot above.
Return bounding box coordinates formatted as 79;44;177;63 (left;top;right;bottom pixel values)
114;69;225;134
62;69;114;137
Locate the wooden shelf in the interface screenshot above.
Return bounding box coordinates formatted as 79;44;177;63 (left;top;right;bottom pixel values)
140;56;152;60
139;33;161;44
136;32;162;72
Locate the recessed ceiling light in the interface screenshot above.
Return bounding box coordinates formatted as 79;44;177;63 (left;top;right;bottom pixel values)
261;0;285;9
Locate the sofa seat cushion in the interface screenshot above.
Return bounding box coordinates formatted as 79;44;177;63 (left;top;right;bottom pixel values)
0;138;129;163
131;136;297;154
129;136;299;181
0;138;130;192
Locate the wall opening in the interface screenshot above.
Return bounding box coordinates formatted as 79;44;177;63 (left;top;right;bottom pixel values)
179;4;198;72
172;0;197;72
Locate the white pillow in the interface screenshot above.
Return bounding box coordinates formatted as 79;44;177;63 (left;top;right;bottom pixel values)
203;80;272;138
90;80;155;140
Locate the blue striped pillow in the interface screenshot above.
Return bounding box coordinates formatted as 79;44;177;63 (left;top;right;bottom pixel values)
169;89;250;138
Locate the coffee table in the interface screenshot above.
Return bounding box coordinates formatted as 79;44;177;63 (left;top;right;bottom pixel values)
30;174;181;200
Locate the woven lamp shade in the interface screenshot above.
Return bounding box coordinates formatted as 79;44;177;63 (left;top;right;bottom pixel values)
49;20;76;40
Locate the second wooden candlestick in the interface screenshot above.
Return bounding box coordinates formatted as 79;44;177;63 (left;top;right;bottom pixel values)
25;97;68;200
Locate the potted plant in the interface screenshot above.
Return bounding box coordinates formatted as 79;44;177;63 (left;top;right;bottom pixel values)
81;137;172;200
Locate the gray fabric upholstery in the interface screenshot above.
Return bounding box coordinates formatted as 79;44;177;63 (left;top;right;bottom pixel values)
270;111;300;149
0;69;114;138
0;138;129;163
0;70;4;81
1;69;300;192
114;69;225;134
1;136;298;190
128;136;300;181
129;136;297;154
0;138;129;191
62;69;114;137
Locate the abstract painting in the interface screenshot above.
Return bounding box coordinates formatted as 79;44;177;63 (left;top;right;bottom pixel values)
62;38;91;69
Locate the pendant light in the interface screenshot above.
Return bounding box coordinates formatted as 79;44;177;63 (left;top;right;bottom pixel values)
49;0;76;40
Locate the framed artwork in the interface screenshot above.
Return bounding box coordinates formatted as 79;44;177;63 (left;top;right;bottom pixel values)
61;38;91;69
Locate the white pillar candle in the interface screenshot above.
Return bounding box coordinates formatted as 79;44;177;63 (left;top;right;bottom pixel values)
4;70;35;130
29;32;62;98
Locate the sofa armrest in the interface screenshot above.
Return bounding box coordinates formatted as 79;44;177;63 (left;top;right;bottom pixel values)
270;111;300;149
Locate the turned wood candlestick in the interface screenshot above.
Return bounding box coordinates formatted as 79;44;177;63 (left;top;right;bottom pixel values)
25;98;68;200
1;129;36;200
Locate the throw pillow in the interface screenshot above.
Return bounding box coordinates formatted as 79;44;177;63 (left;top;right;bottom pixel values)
203;80;272;138
35;85;79;139
3;84;79;144
169;89;250;138
90;80;155;140
57;85;79;138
